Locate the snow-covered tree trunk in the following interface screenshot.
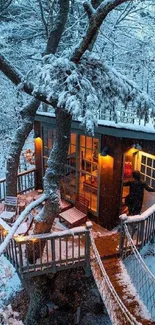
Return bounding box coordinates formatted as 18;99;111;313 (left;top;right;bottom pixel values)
6;99;40;196
34;108;72;234
5;0;70;198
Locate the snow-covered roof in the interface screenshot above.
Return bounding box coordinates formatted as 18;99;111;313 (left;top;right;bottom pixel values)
36;111;155;139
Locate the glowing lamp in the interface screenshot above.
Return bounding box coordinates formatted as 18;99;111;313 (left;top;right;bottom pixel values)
34;130;40;139
100;146;108;157
131;143;142;151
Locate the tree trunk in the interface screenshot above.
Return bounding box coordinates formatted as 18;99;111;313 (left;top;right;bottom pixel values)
6;99;40;197
5;0;70;197
24;275;52;325
27;108;72;262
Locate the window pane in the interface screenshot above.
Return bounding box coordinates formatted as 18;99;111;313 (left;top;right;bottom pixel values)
147;167;151;177
152;169;155;179
80;135;85;147
141;165;145;174
147;157;152;167
86;136;92;149
71;133;76;145
146;176;151;186
141;155;146;164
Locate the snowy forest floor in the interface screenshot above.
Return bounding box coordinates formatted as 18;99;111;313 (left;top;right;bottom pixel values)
0;259;112;325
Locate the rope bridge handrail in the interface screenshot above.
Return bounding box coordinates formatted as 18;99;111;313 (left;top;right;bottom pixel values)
123;224;155;320
124;224;155;282
90;232;141;325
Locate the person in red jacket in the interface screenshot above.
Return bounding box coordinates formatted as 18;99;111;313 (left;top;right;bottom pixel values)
123;170;155;215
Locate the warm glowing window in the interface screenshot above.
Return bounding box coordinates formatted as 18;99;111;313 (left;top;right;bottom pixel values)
139;152;155;187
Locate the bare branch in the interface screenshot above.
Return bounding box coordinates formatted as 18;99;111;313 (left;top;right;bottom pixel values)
37;0;48;38
83;1;96;18
0;0;13;13
72;0;135;63
45;0;70;55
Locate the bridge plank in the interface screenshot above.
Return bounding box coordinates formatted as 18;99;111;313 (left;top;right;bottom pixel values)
95;232;155;325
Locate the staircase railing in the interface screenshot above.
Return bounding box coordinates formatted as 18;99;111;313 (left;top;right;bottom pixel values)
0;168;36;202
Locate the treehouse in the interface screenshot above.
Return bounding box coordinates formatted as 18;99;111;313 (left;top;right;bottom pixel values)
34;111;155;229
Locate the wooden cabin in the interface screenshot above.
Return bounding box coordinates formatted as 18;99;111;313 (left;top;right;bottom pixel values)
34;112;155;229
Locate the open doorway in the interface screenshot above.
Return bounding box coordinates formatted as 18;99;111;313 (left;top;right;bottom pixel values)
121;148;155;214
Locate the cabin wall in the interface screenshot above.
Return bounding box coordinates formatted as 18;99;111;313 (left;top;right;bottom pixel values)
99;136;155;229
34;117;155;230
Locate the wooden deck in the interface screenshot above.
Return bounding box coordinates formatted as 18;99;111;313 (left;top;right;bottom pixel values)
95;232;155;325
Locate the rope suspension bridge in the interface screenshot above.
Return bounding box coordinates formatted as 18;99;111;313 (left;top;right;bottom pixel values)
1;204;155;324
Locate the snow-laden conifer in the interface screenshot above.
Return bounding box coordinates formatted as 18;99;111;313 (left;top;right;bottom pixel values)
36;51;154;133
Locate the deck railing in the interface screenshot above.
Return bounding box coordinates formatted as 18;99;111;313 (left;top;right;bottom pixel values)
0;168;36;202
0;221;92;278
119;204;155;257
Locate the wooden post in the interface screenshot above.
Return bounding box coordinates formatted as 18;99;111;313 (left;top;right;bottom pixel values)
85;222;92;276
51;238;56;273
119;214;127;257
18;242;23;275
139;220;145;249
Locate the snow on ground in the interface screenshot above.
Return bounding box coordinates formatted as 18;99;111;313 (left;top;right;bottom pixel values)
0;255;23;325
118;260;152;320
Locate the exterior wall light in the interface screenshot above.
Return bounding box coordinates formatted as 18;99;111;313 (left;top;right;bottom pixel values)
100;146;108;157
34;130;40;139
132;143;142;151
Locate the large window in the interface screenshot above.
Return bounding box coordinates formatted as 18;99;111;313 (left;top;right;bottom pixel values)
61;133;77;201
78;136;99;214
42;127;55;169
42;126;100;215
140;152;155;188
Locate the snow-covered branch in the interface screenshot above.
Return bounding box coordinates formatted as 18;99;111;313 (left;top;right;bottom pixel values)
0;53;57;107
36;52;154;133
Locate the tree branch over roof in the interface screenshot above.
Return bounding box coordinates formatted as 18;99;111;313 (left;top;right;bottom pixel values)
0;53;57;107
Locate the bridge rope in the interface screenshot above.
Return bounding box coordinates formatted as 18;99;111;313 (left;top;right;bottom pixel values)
90;232;142;325
123;224;155;320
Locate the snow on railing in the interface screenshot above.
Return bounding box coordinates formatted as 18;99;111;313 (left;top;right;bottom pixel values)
0;168;36;202
90;232;141;325
0;222;92;278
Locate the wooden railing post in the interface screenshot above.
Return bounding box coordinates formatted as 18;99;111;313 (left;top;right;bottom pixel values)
18;242;23;275
119;214;128;257
51;238;56;273
85;221;92;276
139;220;145;249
